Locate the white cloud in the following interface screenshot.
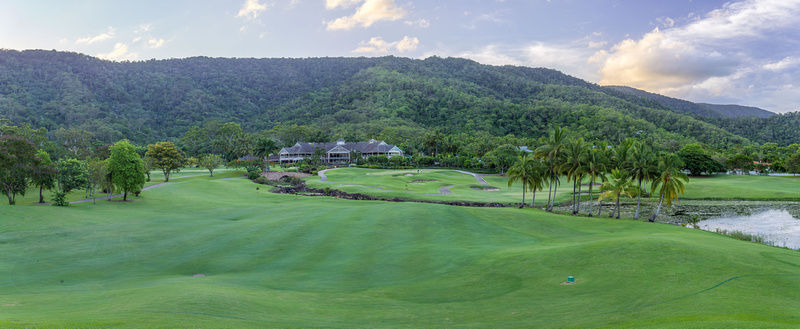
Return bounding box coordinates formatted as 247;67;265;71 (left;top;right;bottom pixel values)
763;57;800;71
325;0;362;9
404;18;430;28
98;43;137;61
237;0;269;20
352;36;419;54
454;41;602;80
135;24;152;34
597;0;800;100
147;38;165;49
75;27;115;45
326;0;406;31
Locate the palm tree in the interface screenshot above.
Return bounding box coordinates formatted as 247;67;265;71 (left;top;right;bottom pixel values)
563;138;588;214
649;153;689;222
528;158;547;208
254;137;278;173
585;146;608;217
508;153;534;207
535;126;568;212
629;142;657;219
599;169;635;219
613;138;635;170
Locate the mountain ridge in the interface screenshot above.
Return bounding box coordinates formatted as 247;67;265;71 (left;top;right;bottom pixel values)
0;49;795;147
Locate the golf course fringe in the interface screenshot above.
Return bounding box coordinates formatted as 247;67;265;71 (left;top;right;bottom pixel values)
269;179;511;208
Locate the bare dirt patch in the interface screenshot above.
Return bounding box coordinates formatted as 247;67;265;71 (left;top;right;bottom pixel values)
264;171;310;182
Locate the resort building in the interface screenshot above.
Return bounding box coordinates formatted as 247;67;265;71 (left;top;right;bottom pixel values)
278;139;404;164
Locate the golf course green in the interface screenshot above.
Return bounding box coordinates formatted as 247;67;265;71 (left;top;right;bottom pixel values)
307;168;800;204
2;171;800;327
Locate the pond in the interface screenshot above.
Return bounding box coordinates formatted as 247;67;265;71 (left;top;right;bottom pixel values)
698;209;800;249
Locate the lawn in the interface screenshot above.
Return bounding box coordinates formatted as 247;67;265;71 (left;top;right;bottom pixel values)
2;175;800;327
305;168;579;205
681;174;800;201
305;168;800;205
9;167;242;206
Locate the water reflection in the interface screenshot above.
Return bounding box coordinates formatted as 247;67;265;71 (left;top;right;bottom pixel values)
699;209;800;249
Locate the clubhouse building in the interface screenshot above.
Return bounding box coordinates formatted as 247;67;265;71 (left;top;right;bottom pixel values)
278;139;404;164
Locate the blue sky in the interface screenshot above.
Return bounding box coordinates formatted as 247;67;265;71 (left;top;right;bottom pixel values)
1;0;799;112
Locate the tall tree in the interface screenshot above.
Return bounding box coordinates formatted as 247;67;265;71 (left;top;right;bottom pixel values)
649;153;689;222
629;143;657;219
507;153;534;207
53;158;88;206
564;138;588;214
585;146;608;217
145;142;185;182
535;126;567;212
31;149;56;204
107;140;146;201
253;137;278;173
0;135;38;205
87;159;107;205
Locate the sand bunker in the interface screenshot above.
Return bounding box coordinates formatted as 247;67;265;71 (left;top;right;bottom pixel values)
472;186;500;191
192;273;206;277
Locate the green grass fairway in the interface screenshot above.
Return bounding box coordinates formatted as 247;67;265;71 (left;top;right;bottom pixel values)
306;168;800;205
2;175;800;327
306;168;578;205
681;174;800;201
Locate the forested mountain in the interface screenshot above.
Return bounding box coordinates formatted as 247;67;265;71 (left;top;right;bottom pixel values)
0;49;796;148
604;85;774;118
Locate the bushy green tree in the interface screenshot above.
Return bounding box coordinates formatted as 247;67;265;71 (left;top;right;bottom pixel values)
145;141;185;182
53;158;88;206
199;154;225;177
107;140;146;201
31;149;56;204
678;143;724;176
0;135;38;205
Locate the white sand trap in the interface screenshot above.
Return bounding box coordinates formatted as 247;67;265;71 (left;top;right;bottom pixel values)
472;186;500;191
192;273;206;277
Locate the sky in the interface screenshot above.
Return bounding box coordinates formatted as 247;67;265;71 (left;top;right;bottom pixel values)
1;0;799;113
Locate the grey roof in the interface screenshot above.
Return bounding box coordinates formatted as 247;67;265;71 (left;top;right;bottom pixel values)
280;140;402;154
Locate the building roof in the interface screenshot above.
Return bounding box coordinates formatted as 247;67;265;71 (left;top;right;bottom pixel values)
279;140;403;155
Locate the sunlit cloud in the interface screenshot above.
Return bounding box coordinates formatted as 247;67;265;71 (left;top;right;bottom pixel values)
98;43;138;61
75;27;115;45
326;0;406;31
598;0;800;98
147;38;165;49
237;0;269;20
352;36;418;54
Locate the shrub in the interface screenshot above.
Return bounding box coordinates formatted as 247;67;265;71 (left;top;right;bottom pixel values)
246;166;261;180
253;176;272;185
52;192;67;206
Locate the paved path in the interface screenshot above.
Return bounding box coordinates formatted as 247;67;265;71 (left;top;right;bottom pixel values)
455;170;489;185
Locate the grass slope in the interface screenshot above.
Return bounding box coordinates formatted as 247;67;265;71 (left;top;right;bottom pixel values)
306;168;578;205
1;175;800;327
307;168;800;204
681;174;800;201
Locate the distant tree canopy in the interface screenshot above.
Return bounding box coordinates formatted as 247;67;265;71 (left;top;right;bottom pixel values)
678;143;725;176
2;49;798;152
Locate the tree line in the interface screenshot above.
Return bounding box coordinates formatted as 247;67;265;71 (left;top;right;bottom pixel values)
507;126;690;222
